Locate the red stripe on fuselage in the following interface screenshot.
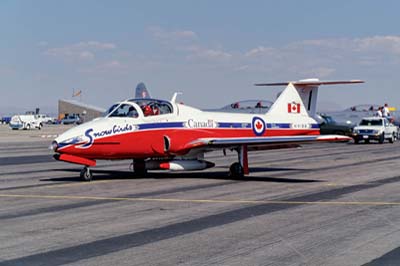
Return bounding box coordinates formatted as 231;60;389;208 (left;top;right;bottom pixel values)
58;128;320;159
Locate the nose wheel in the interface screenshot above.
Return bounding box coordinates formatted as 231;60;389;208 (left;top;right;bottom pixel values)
80;167;93;182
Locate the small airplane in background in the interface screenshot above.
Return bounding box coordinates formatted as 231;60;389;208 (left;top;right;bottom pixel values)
326;104;399;126
207;99;274;114
51;78;363;181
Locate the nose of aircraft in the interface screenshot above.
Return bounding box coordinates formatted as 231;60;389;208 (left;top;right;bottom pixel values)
50;140;58;152
51;124;87;153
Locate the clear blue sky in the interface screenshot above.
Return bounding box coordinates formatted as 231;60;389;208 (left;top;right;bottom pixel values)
1;0;400;114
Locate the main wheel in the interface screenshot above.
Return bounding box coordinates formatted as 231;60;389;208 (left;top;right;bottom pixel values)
25;124;31;130
133;160;147;176
229;162;244;178
38;123;43;130
378;133;385;144
80;167;92;182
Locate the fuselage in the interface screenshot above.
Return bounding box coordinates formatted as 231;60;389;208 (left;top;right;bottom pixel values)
53;98;320;160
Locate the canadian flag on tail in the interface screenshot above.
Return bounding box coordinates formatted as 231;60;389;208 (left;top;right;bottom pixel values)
288;102;301;113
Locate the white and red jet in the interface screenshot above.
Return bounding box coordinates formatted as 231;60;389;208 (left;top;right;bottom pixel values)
51;79;363;181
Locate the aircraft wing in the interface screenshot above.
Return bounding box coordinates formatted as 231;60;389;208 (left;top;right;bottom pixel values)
183;135;351;151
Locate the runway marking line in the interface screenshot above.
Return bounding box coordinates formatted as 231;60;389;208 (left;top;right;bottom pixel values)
41;180;115;189
0;193;400;207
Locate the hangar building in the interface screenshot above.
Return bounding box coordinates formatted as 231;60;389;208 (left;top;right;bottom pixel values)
58;99;106;123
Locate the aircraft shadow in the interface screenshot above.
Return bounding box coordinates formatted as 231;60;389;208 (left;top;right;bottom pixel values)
42;167;321;183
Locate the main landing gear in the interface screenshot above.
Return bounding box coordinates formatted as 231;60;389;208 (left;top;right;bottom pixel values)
132;159;147;176
80;166;93;182
229;145;249;178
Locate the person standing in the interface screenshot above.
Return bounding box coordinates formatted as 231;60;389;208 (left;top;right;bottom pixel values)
376;106;383;117
382;103;390;117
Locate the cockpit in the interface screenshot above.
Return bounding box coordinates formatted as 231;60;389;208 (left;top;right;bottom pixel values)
105;99;174;118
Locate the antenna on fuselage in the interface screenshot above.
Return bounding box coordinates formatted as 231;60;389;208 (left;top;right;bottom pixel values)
171;92;182;103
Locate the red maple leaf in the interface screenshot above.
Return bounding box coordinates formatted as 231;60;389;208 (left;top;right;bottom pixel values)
256;121;262;130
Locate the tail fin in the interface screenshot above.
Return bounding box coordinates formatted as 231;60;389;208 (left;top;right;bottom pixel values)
135;82;151;98
255;79;364;117
266;82;309;117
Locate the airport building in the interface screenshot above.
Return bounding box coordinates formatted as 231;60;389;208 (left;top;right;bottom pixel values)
58;99;105;123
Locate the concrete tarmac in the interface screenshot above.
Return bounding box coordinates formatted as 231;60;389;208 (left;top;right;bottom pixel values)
1;124;400;265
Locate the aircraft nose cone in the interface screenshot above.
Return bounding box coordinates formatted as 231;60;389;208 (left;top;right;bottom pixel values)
50;140;58;152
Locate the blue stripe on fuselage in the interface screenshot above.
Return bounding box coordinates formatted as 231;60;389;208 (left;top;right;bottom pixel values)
218;122;251;128
138;122;184;130
136;122;320;130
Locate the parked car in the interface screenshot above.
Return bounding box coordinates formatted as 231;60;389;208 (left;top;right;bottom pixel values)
316;114;354;136
35;114;56;124
9;115;43;130
352;117;399;144
60;114;81;125
0;116;11;124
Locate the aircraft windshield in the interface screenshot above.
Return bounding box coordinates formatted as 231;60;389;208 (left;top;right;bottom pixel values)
104;103;120;116
128;99;173;116
108;103;139;118
359;119;383;126
322;116;336;124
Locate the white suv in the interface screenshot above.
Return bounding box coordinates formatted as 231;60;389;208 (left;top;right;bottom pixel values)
353;117;399;144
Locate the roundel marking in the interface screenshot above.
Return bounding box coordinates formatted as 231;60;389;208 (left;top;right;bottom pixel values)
252;116;266;136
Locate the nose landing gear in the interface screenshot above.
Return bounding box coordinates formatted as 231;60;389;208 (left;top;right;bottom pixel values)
80;166;93;182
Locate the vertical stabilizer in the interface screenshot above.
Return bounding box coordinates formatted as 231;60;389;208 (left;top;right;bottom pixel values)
135;82;151;98
267;83;309;117
294;83;319;117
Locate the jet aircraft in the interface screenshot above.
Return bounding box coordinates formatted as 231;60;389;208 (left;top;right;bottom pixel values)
51;79;363;181
208;99;273;114
325;104;399;126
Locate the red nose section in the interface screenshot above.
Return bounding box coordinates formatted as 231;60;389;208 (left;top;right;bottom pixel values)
54;154;96;167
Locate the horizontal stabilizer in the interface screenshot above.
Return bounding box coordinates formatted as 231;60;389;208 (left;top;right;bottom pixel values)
255;79;364;87
316;135;352;142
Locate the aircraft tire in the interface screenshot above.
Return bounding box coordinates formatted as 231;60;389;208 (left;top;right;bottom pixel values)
25;124;30;130
132;159;147;176
80;167;92;182
229;162;244;178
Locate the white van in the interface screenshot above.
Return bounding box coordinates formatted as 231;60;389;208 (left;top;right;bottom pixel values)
9;115;43;130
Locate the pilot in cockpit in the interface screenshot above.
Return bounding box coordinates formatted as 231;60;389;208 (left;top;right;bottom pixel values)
127;106;138;118
142;105;153;116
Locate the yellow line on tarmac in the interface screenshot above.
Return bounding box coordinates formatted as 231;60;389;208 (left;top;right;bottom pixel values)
1;193;400;207
43;180;115;188
41;180;114;189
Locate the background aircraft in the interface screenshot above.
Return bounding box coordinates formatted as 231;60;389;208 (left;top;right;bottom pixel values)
207;99;273;114
325;104;399;126
51;79;362;181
